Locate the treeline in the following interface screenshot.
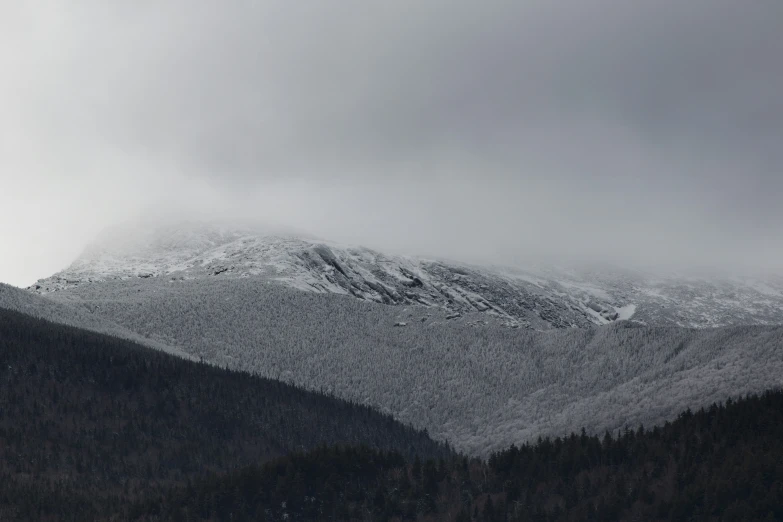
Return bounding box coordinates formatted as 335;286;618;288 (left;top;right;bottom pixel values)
52;277;783;455
0;308;450;521
2;305;782;521
132;389;783;521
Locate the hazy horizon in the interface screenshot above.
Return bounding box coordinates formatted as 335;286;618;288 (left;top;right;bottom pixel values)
2;1;782;286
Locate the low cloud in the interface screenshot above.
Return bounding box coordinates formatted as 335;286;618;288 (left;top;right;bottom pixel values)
2;0;782;285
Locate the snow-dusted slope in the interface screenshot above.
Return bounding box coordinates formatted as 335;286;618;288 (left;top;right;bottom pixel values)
0;283;190;359
21;222;783;454
501;266;783;328
30;277;783;456
30;221;783;329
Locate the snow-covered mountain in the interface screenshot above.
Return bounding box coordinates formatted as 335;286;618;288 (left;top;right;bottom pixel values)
18;221;783;454
30;221;783;330
22;277;783;456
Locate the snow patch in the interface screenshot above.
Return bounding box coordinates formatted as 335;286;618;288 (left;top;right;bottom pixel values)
615;304;637;321
555;280;612;301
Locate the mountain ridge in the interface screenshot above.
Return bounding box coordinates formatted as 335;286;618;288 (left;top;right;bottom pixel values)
29;221;783;330
32;276;783;456
8;222;783;455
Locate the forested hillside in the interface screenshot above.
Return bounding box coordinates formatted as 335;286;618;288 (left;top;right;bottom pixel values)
0;308;449;521
0;282;188;358
46;278;783;455
131;390;783;521
4;303;778;521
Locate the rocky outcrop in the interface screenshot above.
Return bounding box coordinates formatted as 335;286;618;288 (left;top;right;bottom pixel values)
29;222;783;330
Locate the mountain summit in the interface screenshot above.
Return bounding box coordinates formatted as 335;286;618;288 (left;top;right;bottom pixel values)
30;220;783;330
20;220;783;455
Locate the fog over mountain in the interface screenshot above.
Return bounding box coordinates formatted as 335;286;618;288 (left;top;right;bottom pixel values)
2;1;783;286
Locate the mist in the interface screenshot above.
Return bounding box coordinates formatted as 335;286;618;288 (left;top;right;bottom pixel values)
2;0;783;287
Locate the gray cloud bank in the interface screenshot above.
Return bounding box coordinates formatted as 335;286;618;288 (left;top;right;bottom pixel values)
2;0;782;286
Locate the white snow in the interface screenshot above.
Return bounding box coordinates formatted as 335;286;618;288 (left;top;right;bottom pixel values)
555;280;613;301
749;281;783;298
30;220;783;330
614;304;637;321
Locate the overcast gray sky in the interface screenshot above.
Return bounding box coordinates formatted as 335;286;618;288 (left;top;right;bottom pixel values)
2;0;782;286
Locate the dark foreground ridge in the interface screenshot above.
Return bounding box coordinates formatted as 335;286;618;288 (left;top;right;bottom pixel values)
2;307;782;521
132;389;783;521
0;308;450;521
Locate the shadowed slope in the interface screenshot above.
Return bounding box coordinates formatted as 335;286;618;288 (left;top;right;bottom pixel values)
0;308;449;520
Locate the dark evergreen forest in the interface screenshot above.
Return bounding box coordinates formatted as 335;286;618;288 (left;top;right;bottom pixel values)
0;308;449;521
132;390;783;521
1;307;781;521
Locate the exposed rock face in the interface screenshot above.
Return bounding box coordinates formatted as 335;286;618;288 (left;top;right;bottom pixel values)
588;302;620;321
29;221;783;330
